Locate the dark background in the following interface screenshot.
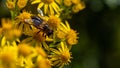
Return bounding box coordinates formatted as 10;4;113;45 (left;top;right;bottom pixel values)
1;0;120;68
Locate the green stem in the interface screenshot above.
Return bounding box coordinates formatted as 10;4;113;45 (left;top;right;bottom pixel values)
10;11;14;21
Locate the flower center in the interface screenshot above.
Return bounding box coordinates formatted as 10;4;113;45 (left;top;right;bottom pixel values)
17;12;31;22
41;0;54;4
60;52;71;63
48;16;61;29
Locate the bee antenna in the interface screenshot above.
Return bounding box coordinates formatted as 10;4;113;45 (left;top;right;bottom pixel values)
37;8;44;17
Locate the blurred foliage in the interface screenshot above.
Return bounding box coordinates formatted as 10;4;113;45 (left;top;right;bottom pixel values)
1;0;120;68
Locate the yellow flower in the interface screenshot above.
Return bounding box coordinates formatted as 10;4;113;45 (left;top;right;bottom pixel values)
1;18;13;30
57;21;78;45
56;30;66;39
35;46;47;57
21;28;53;45
7;30;21;41
4;29;22;41
37;55;52;68
71;0;80;4
17;55;35;68
0;18;21;41
47;15;61;29
17;11;32;22
58;21;71;33
72;2;85;13
66;29;78;45
63;0;72;6
6;0;16;9
12;29;22;38
16;11;33;35
0;45;18;68
17;0;28;9
49;42;72;68
17;43;37;68
31;0;60;15
18;43;34;57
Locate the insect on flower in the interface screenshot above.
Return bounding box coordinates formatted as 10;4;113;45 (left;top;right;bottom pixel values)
24;9;53;37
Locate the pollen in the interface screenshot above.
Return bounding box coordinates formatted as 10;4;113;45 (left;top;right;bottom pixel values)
17;0;28;9
66;29;78;45
41;0;54;4
47;15;61;29
18;43;33;57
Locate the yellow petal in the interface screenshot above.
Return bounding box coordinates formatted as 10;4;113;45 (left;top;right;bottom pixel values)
58;47;63;53
21;37;33;43
51;48;60;54
6;41;10;46
65;21;70;30
1;36;6;46
53;60;60;66
43;42;50;51
12;41;17;46
38;2;44;9
19;23;24;31
61;42;65;51
60;22;69;31
51;2;59;14
58;26;67;33
31;0;41;4
45;37;53;42
16;38;20;42
44;4;48;14
49;4;54;15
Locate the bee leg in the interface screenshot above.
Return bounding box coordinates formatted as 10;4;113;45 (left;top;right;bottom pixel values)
42;33;47;37
36;30;41;35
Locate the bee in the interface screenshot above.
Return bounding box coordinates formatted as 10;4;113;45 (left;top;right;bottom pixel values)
24;9;53;37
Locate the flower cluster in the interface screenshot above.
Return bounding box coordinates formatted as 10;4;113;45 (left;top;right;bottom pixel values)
0;0;85;68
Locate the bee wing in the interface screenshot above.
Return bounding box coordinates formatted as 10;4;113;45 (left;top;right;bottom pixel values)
37;8;44;17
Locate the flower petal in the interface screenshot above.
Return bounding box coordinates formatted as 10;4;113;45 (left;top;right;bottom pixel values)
38;2;44;9
1;36;6;46
51;2;60;14
31;0;41;4
49;4;54;15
